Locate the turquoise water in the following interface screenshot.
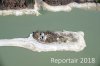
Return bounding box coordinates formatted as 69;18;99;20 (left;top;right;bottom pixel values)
0;9;100;66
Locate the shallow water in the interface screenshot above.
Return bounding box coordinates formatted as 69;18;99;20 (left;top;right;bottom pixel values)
0;9;100;66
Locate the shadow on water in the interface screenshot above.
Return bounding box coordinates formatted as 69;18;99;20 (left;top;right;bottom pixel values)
0;55;4;66
97;62;100;66
96;57;100;66
96;58;100;66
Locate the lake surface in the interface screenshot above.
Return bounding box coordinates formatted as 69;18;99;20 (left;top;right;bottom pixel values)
0;9;100;66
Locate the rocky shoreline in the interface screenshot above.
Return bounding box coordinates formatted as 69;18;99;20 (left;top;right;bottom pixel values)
0;0;35;10
43;0;100;6
0;0;100;16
